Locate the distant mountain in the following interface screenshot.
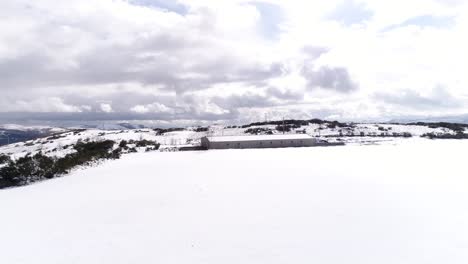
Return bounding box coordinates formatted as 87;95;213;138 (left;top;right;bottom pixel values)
0;129;47;146
0;125;66;146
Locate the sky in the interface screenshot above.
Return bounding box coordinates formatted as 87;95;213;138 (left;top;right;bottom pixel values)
1;0;468;125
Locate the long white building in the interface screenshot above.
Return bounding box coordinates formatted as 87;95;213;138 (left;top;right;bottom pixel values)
201;134;320;150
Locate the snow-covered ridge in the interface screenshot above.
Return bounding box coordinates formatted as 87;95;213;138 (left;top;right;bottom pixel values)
0;129;198;160
1;121;466;161
0;124;66;132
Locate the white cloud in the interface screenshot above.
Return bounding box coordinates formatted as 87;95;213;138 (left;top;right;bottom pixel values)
0;0;467;123
100;103;113;113
130;102;172;114
4;97;83;113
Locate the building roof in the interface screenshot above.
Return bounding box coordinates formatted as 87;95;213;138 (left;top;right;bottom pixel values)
206;134;314;142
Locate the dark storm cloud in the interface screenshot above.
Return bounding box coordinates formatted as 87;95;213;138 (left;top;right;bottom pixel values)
302;65;358;93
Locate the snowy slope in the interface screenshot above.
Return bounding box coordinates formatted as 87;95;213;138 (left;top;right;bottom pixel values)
1;139;467;264
0;129;203;159
0;121;465;161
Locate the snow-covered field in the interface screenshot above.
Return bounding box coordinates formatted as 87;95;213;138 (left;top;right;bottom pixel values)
1;139;467;264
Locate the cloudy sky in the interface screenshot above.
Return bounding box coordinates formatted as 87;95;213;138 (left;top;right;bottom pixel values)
1;0;468;124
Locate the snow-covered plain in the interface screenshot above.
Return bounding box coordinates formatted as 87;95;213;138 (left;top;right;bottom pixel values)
1;139;467;264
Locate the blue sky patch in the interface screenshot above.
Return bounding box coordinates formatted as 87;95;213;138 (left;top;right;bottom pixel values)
328;0;373;25
382;15;456;32
129;0;188;15
250;1;284;40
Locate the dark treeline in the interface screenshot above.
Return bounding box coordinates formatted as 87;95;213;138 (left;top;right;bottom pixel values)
422;133;468;139
231;119;351;129
406;122;468;133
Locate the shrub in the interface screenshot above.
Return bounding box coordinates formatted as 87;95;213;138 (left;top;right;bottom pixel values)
241;119;311;129
327;121;352;129
421;132;468;139
119;140;128;148
128;147;137;153
245;128;273;135
0;153;56;186
0;140;118;189
275;125;291;132
53;140;117;174
135;140;160;148
46;134;66;140
308;119;327;125
72;129;86;135
154;128;185;135
0;154;10;164
402;132;412;138
409;122;468;133
194;127;209;132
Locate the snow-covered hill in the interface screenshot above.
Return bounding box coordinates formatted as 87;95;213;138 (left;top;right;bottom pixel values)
0;124;66;147
1;120;468;189
0;128;202;159
0;121;465;160
1;139;467;264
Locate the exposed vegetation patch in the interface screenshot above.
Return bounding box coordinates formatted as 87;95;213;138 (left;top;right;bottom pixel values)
46;133;68;140
154;128;185;135
244;128;274;135
0;154;10;165
241;119;313;128
193;127;209;132
408;122;468;133
324;132;412;138
0;140;118;188
421;132;468;139
0;139;160;189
